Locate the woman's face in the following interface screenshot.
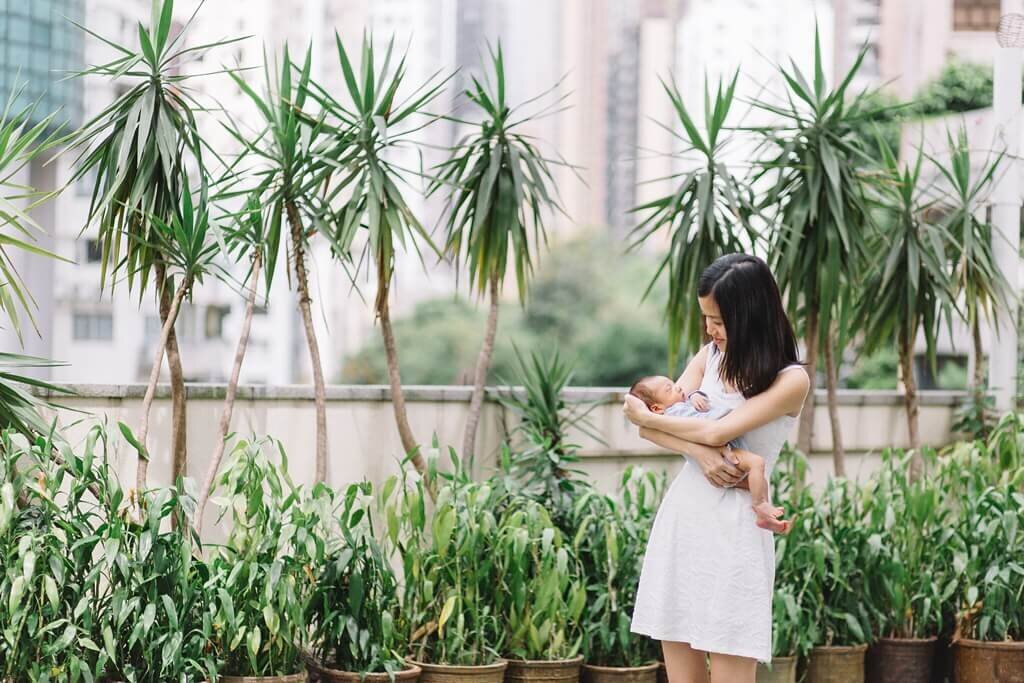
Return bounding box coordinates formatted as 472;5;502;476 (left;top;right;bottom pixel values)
699;295;726;352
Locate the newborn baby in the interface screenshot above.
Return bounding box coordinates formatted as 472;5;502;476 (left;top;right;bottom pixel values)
628;375;791;534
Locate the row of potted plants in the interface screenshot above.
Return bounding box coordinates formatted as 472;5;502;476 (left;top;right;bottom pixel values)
764;429;1024;683
3;413;1023;683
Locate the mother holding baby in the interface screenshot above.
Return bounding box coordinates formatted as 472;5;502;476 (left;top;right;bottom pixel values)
623;253;810;683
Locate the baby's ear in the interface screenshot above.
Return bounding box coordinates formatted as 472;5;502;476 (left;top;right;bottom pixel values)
651;404;665;414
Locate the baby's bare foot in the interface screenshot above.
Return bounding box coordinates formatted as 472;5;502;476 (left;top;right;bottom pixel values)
753;502;791;534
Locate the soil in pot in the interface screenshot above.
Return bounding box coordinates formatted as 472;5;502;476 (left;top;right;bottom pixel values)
505;656;583;683
581;662;660;683
406;657;507;683
806;644;867;683
953;638;1024;683
756;656;797;683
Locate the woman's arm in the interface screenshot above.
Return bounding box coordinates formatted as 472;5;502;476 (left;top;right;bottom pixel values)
674;343;709;394
625;367;810;446
638;426;748;489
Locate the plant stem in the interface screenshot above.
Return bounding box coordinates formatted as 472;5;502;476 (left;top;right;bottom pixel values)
462;275;500;465
285;200;328;483
195;251;262;529
377;259;427;475
156;263;188;486
823;323;845;477
136;277;190;492
797;303;818;455
900;333;923;480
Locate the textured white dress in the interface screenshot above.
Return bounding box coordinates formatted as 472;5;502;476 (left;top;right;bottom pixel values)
630;343;802;663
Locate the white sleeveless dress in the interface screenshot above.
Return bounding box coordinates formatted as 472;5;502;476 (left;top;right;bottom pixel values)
629;343;802;663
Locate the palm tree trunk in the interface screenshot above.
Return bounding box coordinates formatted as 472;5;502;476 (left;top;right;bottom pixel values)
900;333;923;481
797;305;819;454
136;278;190;492
285;201;328;483
823;323;845;477
378;264;427;475
155;264;188;485
195;252;262;529
462;275;500;463
971;312;986;392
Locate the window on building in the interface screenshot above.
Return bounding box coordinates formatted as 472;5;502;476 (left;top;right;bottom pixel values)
204;305;230;340
72;311;113;341
953;0;1000;32
83;238;102;263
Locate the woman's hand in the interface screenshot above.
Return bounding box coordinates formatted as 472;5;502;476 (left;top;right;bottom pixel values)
623;394;653;427
698;445;745;488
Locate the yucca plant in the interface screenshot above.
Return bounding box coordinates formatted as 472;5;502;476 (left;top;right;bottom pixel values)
931;127;1010;409
61;0;233;484
431;43;567;462
753;31;891;472
496;347;594;532
628;72;758;371
310;34;449;474
195;195;271;525
207;438;320;676
122;187;219;491
307;481;408;676
854;140;955;479
223;45;338;483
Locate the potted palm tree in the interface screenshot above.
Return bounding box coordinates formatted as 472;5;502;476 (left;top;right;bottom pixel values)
307;481;421;682
207;439;315;682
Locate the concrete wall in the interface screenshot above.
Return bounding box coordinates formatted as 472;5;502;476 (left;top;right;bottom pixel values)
33;385;966;512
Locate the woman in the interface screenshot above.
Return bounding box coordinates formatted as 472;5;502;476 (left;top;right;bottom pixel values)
624;254;809;683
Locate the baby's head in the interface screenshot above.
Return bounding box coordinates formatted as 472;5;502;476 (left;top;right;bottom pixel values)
629;375;684;414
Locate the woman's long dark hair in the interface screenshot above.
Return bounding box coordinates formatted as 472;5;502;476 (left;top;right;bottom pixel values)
697;253;801;398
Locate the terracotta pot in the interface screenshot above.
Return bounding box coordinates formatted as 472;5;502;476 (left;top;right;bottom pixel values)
505;656;583;683
865;637;936;683
220;674;308;683
953;638;1024;683
756;656;797;683
406;657;507;683
311;660;422;682
806;644;867;683
581;662;659;683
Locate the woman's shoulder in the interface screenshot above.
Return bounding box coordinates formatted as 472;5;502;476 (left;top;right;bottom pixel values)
771;363;810;403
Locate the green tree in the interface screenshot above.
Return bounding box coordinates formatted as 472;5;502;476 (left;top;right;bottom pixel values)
432;43;567;462
754;32;888;475
629;72;757;371
914;60;993;116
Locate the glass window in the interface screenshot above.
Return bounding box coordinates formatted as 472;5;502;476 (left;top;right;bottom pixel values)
953;0;1000;31
72;312;114;341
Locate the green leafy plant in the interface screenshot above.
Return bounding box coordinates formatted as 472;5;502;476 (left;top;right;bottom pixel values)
861;448;956;639
392;452;507;666
571;467;663;667
496;496;586;662
307;481;407;675
207;438;317;676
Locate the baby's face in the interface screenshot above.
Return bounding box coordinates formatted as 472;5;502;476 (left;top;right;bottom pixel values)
646;376;684;412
